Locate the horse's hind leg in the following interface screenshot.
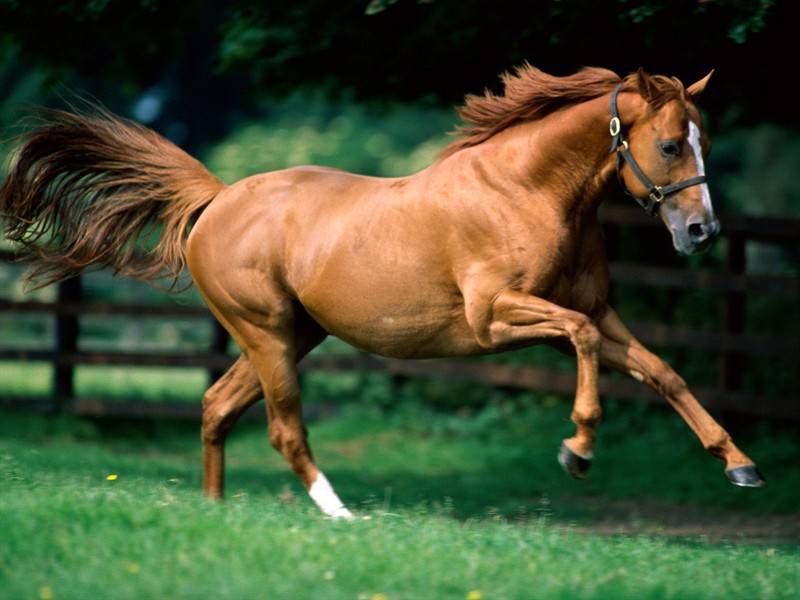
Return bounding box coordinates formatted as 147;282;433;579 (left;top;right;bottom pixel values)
202;357;261;498
223;306;353;518
202;318;326;499
202;355;262;499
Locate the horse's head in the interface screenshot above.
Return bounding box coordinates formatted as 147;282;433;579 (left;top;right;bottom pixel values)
618;69;719;255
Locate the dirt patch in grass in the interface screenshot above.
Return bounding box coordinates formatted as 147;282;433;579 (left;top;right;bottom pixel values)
560;495;800;544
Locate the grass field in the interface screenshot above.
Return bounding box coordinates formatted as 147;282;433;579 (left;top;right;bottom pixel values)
1;401;798;600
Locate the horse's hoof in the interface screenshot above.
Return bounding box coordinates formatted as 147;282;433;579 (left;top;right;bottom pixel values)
558;442;591;479
726;464;766;488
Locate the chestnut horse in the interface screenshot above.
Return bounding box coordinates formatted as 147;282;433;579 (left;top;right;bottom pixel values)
0;65;764;519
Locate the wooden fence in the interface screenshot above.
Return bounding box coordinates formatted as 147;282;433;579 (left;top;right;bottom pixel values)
1;204;798;421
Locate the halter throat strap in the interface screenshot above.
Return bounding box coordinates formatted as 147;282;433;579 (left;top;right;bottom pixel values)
609;84;707;217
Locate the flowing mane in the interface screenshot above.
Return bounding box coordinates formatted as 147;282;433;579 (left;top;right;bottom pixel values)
442;63;685;157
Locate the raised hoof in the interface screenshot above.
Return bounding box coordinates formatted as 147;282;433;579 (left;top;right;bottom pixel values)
726;465;766;488
558;443;591;479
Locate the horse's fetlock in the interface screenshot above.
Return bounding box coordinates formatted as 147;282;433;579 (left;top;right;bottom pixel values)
572;406;602;427
703;429;731;456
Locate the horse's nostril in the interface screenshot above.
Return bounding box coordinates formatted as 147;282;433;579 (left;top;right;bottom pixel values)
687;222;706;241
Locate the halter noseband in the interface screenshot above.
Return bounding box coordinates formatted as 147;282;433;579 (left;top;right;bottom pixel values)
609;84;707;216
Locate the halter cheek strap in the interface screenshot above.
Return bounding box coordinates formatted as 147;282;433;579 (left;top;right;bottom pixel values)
609;84;707;217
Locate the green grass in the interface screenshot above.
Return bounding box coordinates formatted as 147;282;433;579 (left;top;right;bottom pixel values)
1;403;798;600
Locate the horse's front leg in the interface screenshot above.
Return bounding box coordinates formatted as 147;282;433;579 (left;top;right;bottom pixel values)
475;289;602;478
597;306;765;487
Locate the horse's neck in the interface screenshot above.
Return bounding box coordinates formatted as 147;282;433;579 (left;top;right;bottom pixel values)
463;95;625;217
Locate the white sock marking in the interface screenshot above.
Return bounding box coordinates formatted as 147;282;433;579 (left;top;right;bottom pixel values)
630;369;645;382
688;121;715;220
309;472;353;519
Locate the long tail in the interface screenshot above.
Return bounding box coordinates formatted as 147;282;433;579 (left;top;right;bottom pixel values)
0;105;225;289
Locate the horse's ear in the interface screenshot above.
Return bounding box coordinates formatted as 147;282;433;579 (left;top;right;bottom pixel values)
636;67;662;105
687;70;714;98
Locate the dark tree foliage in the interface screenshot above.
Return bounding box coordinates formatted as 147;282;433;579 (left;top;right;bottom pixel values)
0;1;214;83
217;1;776;103
0;0;792;144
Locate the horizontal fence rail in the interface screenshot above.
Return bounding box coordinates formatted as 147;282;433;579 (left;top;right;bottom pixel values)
1;206;798;420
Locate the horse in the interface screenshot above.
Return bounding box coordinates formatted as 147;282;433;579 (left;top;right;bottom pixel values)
0;64;765;519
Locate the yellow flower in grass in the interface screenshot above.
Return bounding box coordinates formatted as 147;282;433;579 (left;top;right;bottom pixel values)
467;591;483;600
39;586;54;600
106;474;118;481
125;561;140;574
371;594;389;600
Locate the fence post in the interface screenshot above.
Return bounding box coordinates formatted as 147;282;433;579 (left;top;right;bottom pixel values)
721;232;747;394
208;320;230;385
54;276;82;411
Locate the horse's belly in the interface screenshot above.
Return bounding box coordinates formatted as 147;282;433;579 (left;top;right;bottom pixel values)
298;272;480;359
321;310;480;359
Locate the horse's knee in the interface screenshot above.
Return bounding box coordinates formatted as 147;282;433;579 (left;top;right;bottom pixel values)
567;315;601;354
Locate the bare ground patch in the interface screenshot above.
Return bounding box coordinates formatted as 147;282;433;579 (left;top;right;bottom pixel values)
556;495;800;544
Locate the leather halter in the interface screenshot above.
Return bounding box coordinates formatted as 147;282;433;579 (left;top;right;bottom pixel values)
609;84;707;216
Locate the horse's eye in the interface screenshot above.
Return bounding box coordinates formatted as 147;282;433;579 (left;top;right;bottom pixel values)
658;141;681;158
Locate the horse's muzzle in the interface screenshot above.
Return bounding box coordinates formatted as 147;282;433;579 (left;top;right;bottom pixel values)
686;216;720;247
673;215;720;255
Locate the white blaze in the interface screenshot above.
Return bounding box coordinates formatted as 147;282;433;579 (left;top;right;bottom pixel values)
688;121;715;220
308;472;353;519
